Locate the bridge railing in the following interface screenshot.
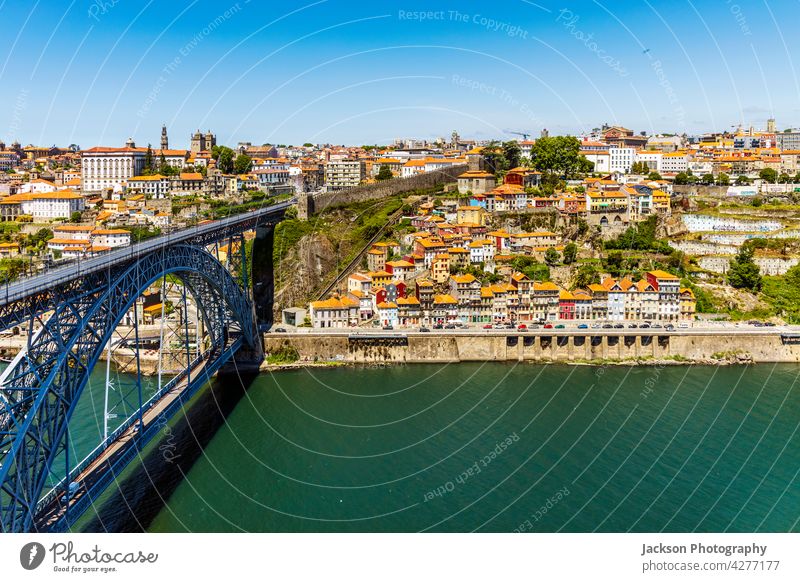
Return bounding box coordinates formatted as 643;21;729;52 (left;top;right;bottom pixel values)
36;340;238;513
2;200;292;305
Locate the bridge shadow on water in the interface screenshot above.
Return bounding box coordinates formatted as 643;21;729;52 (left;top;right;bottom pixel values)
80;370;260;533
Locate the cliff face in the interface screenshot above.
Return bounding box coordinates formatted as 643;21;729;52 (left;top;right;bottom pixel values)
273;232;340;316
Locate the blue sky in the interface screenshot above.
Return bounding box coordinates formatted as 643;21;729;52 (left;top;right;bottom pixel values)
1;0;799;148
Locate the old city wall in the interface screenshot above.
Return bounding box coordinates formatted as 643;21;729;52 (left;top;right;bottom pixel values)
298;164;469;218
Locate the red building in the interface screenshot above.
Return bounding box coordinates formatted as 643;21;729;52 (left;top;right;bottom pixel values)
558;290;576;320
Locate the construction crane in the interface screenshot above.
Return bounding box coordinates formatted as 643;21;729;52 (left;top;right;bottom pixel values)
505;130;532;141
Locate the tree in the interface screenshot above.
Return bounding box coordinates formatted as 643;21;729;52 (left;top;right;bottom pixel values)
528;136;592;179
563;242;578;265
284;205;298;219
717;173;730;186
481;141;506;175
502;141;521;170
217;147;235;173
647;171;662;181
576;218;589;237
144;144;153;170
735;175;752;185
70;211;82;223
630;161;649;175
234;154;253;174
779;173;792;184
751;196;763;207
674;172;690;185
759;168;778;184
728;245;762;291
511;256;550;282
701;173;715;185
544;248;561;266
573;263;600;288
303;142;314;147
376;164;393;181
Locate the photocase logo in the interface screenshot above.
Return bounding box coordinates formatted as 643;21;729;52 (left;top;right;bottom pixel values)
20;542;46;570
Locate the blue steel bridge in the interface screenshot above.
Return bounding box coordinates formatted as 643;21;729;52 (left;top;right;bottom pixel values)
0;201;292;532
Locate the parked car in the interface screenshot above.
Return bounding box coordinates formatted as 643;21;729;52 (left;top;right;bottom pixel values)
517;324;527;331
665;324;675;331
764;322;777;327
419;327;430;333
274;327;287;333
543;323;553;329
433;323;443;329
628;323;638;329
591;323;601;329
483;324;492;329
602;324;613;329
577;324;588;329
614;324;624;329
651;324;663;329
445;323;457;329
555;324;565;329
530;324;540;330
640;323;651;329
382;325;394;331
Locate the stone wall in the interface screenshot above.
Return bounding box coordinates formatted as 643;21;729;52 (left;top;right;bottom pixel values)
299;164;469;218
265;331;800;365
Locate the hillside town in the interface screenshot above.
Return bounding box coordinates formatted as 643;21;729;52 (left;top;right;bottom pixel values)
2;121;800;329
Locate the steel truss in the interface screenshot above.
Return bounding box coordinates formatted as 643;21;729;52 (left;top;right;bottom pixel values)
0;243;258;532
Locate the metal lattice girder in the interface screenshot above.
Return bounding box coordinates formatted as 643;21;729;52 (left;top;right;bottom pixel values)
0;244;257;532
0;206;284;334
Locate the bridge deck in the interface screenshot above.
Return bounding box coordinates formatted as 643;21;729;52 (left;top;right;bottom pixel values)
1;200;292;305
34;345;223;531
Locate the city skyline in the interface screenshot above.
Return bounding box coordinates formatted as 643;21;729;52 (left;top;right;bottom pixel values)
1;0;800;147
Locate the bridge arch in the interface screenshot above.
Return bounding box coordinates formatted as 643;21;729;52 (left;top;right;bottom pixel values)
0;244;256;532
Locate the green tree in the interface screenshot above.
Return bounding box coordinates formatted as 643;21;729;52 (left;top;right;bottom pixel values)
647;171;662;181
528;136;592;179
562;242;578;265
735;175;752;185
716;173;730;186
217;147;235;173
70;211;82;223
751;196;763;207
234;154;253;174
728;245;762;291
674;172;690;185
481;141;507;175
573;263;600;288
510;256;550;282
144;144;153;170
576;218;589;237
778;172;792;184
302;142;314;147
544;247;561;266
701;173;715;185
759;168;778;184
376;164;393;181
502;141;521;169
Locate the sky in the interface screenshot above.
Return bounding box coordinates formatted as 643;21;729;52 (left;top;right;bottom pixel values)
1;0;799;148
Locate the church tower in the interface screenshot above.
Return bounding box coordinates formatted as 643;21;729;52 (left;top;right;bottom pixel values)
161;125;169;150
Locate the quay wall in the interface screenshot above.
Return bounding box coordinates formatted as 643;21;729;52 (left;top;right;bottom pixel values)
264;332;800;365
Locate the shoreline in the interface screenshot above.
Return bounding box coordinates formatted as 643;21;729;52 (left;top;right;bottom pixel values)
258;353;755;373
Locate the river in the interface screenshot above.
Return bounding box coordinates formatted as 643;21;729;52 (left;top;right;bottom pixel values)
66;362;800;532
